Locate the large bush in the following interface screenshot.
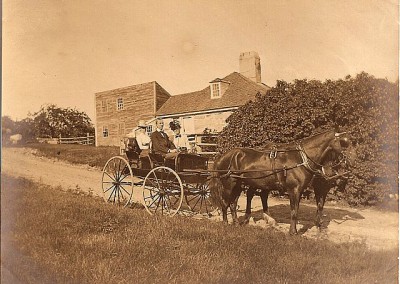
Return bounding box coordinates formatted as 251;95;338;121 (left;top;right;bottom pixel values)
218;72;398;205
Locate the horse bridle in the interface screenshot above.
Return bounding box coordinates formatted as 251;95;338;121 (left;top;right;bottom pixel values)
296;136;350;180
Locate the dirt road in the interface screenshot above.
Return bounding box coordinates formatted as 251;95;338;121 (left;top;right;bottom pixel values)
2;147;398;251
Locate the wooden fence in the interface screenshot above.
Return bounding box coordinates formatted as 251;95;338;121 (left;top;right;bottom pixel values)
58;133;94;145
38;133;95;145
189;134;218;156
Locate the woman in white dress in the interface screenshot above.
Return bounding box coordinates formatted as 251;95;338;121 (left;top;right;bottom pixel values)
135;120;151;157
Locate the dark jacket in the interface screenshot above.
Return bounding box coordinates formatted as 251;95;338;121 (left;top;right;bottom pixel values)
151;130;176;155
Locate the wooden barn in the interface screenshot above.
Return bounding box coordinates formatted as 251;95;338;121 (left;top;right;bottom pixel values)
94;81;170;146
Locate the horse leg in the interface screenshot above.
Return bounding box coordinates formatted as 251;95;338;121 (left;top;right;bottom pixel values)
242;187;255;225
261;190;276;226
221;206;228;224
313;179;330;229
288;187;302;235
229;197;239;225
230;185;242;225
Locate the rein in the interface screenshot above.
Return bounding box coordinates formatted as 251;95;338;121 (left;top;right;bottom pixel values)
209;148;304;180
296;144;347;180
210;141;349;181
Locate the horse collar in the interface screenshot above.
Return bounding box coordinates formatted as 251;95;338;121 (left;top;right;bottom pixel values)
296;144;324;175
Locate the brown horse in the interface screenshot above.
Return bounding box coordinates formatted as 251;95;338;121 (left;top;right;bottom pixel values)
209;129;355;235
243;158;352;230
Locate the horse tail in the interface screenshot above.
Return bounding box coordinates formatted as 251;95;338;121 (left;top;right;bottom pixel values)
209;173;225;209
209;159;227;209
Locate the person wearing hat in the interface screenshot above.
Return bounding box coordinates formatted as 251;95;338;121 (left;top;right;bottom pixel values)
135;120;151;157
170;120;191;152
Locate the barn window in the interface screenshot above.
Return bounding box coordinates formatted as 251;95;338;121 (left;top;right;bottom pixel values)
101;100;107;112
211;83;221;98
118;122;125;135
102;126;109;138
117;98;124;110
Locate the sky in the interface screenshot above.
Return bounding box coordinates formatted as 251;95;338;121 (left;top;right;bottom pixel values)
2;0;399;122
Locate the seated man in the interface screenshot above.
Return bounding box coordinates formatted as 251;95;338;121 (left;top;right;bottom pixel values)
151;119;177;159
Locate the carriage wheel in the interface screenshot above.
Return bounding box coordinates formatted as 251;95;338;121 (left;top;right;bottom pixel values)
102;156;134;207
185;180;216;215
142;166;184;216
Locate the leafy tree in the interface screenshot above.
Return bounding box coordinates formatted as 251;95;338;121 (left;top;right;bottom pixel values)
16;118;36;142
2;116;16;131
218;72;398;205
1;116;15;144
2;105;94;142
31;104;94;138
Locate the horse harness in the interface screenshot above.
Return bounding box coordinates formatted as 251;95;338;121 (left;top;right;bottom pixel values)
216;144;348;183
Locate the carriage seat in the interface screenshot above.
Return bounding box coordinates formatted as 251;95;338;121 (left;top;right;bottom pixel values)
124;138;150;168
147;152;179;170
148;153;166;168
125;138;141;167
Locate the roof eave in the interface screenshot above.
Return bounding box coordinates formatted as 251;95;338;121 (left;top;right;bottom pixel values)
156;106;240;118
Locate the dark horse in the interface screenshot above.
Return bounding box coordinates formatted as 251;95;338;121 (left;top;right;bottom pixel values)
209;129;355;235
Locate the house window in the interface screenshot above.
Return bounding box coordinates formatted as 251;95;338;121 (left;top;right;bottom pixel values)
102;126;109;138
145;125;153;136
118;122;125;135
117;98;124;110
211;83;221;98
101;100;107;112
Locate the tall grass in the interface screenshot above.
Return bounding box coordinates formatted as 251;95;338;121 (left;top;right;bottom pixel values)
2;175;398;284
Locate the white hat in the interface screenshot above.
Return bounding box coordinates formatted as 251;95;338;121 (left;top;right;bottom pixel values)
138;120;147;128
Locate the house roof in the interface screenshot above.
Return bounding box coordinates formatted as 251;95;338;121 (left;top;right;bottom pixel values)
156;72;270;116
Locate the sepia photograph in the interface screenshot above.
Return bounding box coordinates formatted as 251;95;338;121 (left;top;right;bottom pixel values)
2;0;399;283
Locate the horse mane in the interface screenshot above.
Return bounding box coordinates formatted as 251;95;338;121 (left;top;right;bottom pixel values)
300;129;335;143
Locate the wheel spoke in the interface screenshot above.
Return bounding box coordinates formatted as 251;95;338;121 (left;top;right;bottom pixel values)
146;179;159;191
103;184;115;193
107;186;117;202
119;184;131;196
155;194;162;212
192;195;202;209
104;171;116;181
144;194;160;208
117;159;122;179
119;173;129;182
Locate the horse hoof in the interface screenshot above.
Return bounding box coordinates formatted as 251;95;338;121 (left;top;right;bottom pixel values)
263;213;277;226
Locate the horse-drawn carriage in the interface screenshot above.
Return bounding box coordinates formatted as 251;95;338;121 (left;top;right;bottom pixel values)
102;129;355;235
101;137;214;216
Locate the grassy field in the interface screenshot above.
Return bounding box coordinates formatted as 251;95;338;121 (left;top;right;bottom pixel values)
21;143;120;168
1;174;398;284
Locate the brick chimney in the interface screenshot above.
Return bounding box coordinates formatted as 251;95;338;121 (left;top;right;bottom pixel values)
239;51;261;83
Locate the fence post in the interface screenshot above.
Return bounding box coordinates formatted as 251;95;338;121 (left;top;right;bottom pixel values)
59;134;62;144
87;133;89;145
